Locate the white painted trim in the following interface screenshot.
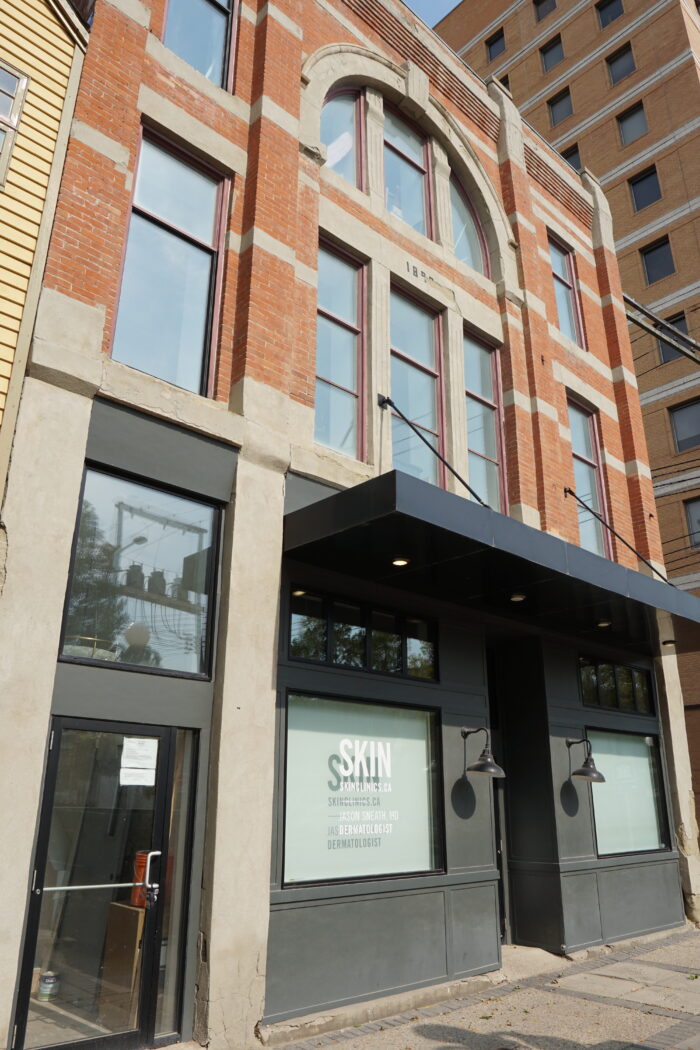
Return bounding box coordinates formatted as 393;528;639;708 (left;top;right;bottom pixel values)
645;280;700;315
599;117;700;185
654;469;700;496
615;197;700;252
640;369;700;406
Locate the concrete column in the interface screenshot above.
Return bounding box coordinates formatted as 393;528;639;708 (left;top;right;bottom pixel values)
655;610;700;921
365;88;385;213
0;378;91;1047
196;449;286;1050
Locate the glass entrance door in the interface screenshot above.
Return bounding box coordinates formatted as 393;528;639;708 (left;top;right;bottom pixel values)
14;719;195;1050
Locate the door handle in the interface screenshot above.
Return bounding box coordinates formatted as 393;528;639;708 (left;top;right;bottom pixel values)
143;850;161;906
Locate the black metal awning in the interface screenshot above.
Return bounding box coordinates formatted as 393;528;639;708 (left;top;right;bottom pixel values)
283;471;700;654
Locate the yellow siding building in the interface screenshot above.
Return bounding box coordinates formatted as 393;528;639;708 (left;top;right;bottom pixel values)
0;0;86;484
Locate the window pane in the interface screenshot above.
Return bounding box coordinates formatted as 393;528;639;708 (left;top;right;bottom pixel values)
589;731;669;854
464;336;494;401
672;401;700;451
62;471;215;674
450;181;484;272
314;381;357;457
467;398;498;460
371;611;402;673
658;313;688;364
597;0;624;28
468;452;500;509
573;458;606;555
391;356;436;432
391;293;435;369
619;104;647;145
284;695;440;882
163;0;227;85
630;167;661;211
541;36;563;71
135;140;218;244
0;93;13;120
549;240;569;281
615;665;635;710
0;127;6;150
318;248;357;323
406;619;436;678
331;602;365;667
535;0;556;19
568;403;594;459
392;416;438;484
0;68;19;97
321;95;357;185
632;669;653;713
290;592;326;661
316;316;356;390
554;277;579;342
562;144;581;170
549;89;572;125
384;148;425;234
608;44;635;84
598;664;616;706
580;658;599;705
486;29;506;61
642;238;675;284
112;214;212;392
384;109;424;166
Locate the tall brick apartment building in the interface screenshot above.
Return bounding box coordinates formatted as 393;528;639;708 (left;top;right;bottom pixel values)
2;2;700;1050
436;0;700;813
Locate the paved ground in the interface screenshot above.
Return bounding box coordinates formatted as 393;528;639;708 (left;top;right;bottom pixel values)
276;928;700;1050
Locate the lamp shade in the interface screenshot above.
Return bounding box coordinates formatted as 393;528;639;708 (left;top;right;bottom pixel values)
466;746;506;778
571;754;605;783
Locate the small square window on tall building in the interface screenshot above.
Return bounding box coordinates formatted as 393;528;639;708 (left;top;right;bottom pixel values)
540;35;564;73
629;166;661;211
534;0;557;21
641;237;675;284
561;143;581;170
618;102;647;145
596;0;624;28
486;28;506;62
658;313;689;364
548;87;573;126
607;43;635;84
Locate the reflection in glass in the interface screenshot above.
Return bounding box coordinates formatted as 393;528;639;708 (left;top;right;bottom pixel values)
468;452;500;509
135;140;218;243
579;658;598;705
290;593;326;661
62;470;216;674
315;248;360;458
450;180;485;272
633;669;653;713
314;382;357;457
384;109;426;235
321;95;358;185
164;0;228;85
331;603;365;667
24;730;158;1048
406;619;435;678
392;416;438;484
371;611;402;674
598;664;616;707
616;665;635;710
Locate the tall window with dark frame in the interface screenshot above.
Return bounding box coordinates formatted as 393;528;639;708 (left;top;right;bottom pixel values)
670;400;700;452
568;401;608;557
549;237;583;346
464;334;504;511
61;468;219;675
606;43;635;85
314;246;363;459
596;0;624;28
641;236;675;284
112;138;224;394
540;35;564;73
534;0;556;21
450;177;488;275
658;312;688;363
618;102;647;145
163;0;234;86
548;87;573;126
629;166;661;211
383;108;430;236
686;498;700;548
486;28;506;62
321;90;363;188
390;289;442;485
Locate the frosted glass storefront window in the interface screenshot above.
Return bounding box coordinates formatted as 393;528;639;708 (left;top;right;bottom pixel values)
589;730;669;855
284;695;441;883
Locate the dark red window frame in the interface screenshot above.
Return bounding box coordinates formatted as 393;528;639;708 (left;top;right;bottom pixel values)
549;233;586;348
568;397;612;559
322;86;367;191
464;334;507;512
160;0;240;93
450;175;491;278
383;103;435;241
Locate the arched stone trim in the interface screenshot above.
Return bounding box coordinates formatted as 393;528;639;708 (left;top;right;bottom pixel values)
300;44;518;288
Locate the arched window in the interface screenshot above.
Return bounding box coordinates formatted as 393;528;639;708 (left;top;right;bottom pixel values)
450;177;488;275
320;90;363;188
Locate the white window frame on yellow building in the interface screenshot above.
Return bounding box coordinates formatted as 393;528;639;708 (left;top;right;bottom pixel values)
0;59;29;187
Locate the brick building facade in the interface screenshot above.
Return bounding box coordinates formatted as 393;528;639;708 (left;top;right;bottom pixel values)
1;1;700;1050
436;0;700;815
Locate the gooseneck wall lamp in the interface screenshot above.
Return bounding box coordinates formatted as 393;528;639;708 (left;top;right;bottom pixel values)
461;727;506;779
566;736;606;783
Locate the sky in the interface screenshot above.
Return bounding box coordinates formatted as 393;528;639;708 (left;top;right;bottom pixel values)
402;0;459;28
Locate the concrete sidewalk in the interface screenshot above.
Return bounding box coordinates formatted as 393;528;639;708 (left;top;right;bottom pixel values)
262;928;700;1050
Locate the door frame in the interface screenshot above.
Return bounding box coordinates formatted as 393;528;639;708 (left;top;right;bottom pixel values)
13;717;193;1050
